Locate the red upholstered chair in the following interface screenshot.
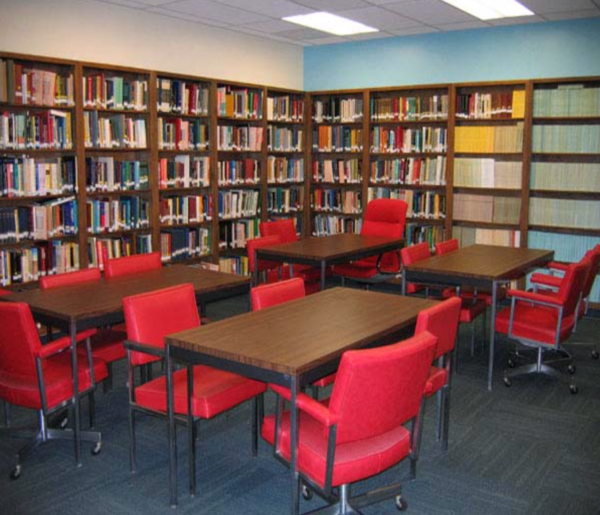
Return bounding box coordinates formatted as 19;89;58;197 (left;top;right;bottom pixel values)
0;289;10;426
333;198;408;286
0;302;106;479
261;332;437;513
246;234;291;286
250;277;305;311
495;261;589;393
414;297;462;455
40;269;126;391
104;251;162;279
400;242;433;295
123;284;266;505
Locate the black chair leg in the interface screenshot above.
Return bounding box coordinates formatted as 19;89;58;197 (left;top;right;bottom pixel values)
88;392;95;429
442;387;451;452
128;407;136;473
3;401;10;427
103;363;113;394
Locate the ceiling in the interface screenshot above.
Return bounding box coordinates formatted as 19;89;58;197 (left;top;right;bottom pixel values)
86;0;600;46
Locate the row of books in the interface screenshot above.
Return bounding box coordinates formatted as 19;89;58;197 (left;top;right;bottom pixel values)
267;187;304;214
217;190;260;220
530;162;600;192
453;226;521;248
267;126;303;152
368;188;446;220
156;78;209;115
453;158;522;189
218;219;259;249
0;110;73;149
312;126;362;153
313;215;361;237
455;124;524;154
1;156;77;198
218;159;260;186
0;60;74;106
217;86;262;120
159;156;210;189
370;157;446;186
453;193;521;224
267;156;304;184
313;158;361;184
88;235;152;269
86;158;148;192
406;223;446;248
86;197;150;234
0;242;79;286
83;112;147;149
371;127;447;154
370;95;448;122
456;90;525;119
219;255;249;275
161;227;211;263
312;189;361;215
533;85;600;118
217;126;263;151
529;198;600;229
157;118;208;151
83;74;147;111
532;125;600;154
313;98;363;123
267;96;304;123
159;195;212;226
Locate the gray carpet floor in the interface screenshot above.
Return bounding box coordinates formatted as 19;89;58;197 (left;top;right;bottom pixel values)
1;290;599;515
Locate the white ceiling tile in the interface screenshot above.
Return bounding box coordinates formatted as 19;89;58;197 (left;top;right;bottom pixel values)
240;19;300;33
232;25;309;44
296;0;372;13
211;0;315;18
385;0;476;24
435;20;490;31
307;35;350;44
336;6;424;29
488;14;547;26
520;0;598;14
542;9;600;20
146;6;230;26
161;0;269;24
276;27;337;39
388;26;439;36
349;30;398;40
363;0;413;4
91;0;158;8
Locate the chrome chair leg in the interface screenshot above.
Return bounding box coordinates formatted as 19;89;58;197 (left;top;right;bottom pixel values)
3;401;10;427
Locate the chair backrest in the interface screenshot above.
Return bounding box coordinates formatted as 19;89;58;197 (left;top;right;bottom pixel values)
251;277;305;311
581;247;600;300
414;297;462;360
400;242;431;294
555;261;590;318
434;239;459;256
259;219;298;244
123;283;200;366
0;302;41;382
0;289;11;296
328;332;437;445
39;268;101;290
246;235;282;276
105;252;162;279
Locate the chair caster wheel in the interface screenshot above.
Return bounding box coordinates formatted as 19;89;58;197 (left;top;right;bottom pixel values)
59;416;69;429
503;376;512;387
395;495;408;511
592;350;599;360
92;442;102;456
10;464;21;480
301;483;313;501
567;364;576;375
507;359;516;369
569;385;578;395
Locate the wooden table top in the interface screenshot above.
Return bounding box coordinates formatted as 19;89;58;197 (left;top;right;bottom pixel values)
166;288;436;376
403;245;554;281
1;265;250;324
255;234;404;262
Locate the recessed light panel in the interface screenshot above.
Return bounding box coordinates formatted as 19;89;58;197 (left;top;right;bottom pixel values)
440;0;534;20
282;12;379;36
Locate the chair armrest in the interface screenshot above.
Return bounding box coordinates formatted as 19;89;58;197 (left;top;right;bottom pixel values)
530;272;562;290
507;289;564;308
269;384;338;427
38;336;72;358
547;261;569;274
123;340;166;358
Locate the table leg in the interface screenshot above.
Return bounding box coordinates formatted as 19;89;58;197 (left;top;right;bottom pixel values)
488;281;498;391
70;321;81;466
401;269;407;296
320;260;326;291
290;375;300;515
166;345;178;507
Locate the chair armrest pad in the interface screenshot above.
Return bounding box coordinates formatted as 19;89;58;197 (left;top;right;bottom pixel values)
38;336;72;358
507;289;564;307
269;384;338;426
547;261;569;273
530;273;562;288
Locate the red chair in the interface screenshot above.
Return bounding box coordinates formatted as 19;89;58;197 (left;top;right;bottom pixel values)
123;284;266;505
104;251;162;279
261;331;437;513
333;198;408;286
250;277;305;311
40;269;126;392
246;234;291;286
0;302;107;479
495;261;589;393
414;297;462;455
400;242;433;295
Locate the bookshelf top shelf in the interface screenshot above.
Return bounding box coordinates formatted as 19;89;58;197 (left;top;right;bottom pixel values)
532;116;600;124
0;102;75;110
157;111;209;120
453;220;520;231
453;187;522;197
529;225;600;237
83;107;148;115
530;190;600;200
370;119;448;126
311;120;363;126
454;117;525;124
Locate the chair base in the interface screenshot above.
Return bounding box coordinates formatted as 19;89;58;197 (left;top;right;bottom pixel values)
504;346;576;392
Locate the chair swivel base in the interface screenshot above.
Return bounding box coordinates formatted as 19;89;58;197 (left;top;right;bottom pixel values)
503;361;577;394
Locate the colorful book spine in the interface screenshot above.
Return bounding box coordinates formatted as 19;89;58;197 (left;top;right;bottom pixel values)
217;86;263;119
267;187;304;214
158;156;210;189
0;110;73;150
86;197;150;234
156;78;209;115
159;195;212;225
313;158;361;184
267;126;303;152
218;190;260;219
217;126;263;151
267;96;304;122
218;159;260;186
160;227;211;262
0;156;76;197
267;156;304;184
86;158;148;192
312;126;362;152
82;74;147;110
370;157;446;185
370;95;448;121
313;215;361;237
157;118;209;150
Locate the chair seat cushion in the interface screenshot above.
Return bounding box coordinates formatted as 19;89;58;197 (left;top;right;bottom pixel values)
442;287;506;307
135;365;266;419
333;259;399;280
459;298;487;323
530;273;562;289
74;328;97;343
425;366;447;397
312;372;336;389
77;329;126;364
0;352;108;410
262;407;411;488
495;303;575;345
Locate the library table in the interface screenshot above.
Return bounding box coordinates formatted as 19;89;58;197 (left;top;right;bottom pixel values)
255;233;404;291
1;265;250;465
165;288;436;514
401;244;554;391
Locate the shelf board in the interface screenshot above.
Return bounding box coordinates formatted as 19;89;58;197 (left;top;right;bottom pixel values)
157;111;209;120
371;151;447;158
158;148;210;154
217;149;262;154
87;228;151;238
311;120;363;126
370;119;448;126
267;181;305;187
218;215;260;222
530;190;600;200
83;107;148;115
160;221;212;229
159;186;211;194
0;102;75;110
531;153;600;161
266;210;303;217
267;119;304;125
313;182;362;188
533;116;600;123
454;152;523;159
312;211;362;218
86;189;151;198
529;225;600;237
453;220;520;230
85;147;149;153
0;148;76;155
218;116;262;123
267;150;304;155
0;193;77;203
369;183;446;192
312;150;363;156
406;217;445;226
217;183;261;189
453;187;521;197
0;235;79;249
455;117;524;124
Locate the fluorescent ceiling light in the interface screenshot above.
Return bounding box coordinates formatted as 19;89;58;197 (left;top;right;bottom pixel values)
440;0;534;20
282;12;379;36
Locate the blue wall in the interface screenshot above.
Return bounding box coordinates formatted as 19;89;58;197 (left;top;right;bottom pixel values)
304;18;600;91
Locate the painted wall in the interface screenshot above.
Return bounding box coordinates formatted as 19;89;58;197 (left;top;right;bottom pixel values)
0;0;303;90
304;18;600;91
